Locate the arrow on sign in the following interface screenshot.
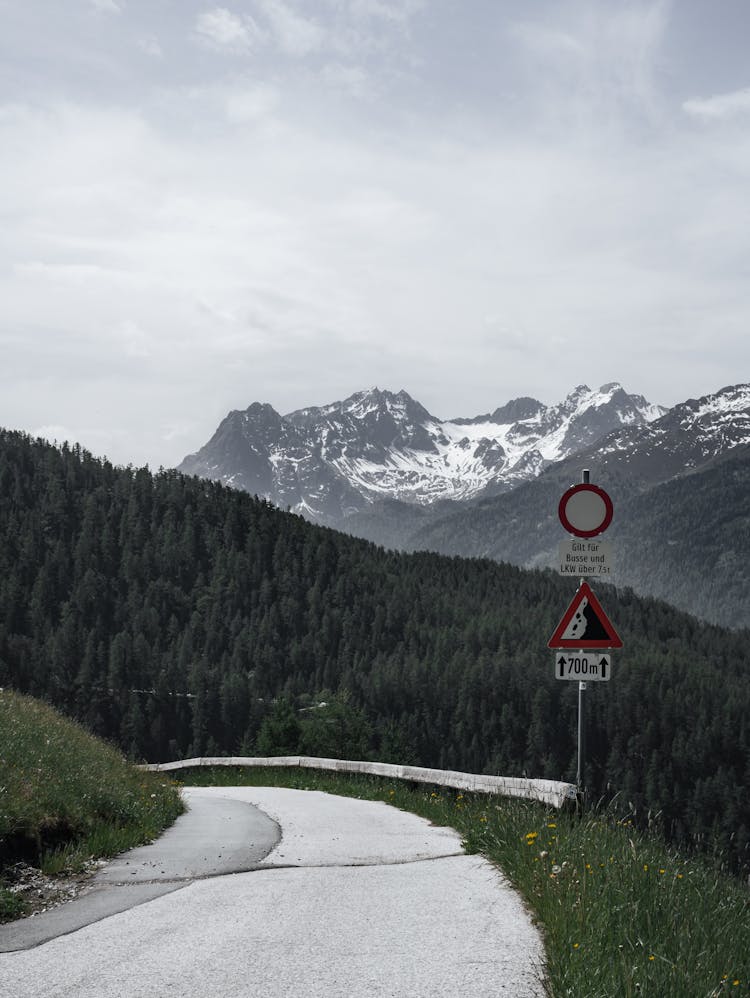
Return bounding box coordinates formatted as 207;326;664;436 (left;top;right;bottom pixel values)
600;655;608;679
558;655;566;678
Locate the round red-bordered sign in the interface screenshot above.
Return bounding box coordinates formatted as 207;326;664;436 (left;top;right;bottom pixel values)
558;484;613;538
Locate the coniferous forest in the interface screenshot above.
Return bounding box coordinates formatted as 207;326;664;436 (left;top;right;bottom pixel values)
1;429;749;873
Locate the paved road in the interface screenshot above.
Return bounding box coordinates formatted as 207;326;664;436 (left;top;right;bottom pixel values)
0;787;545;997
0;789;280;953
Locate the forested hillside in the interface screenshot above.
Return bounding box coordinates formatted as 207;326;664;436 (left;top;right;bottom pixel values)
1;429;749;873
613;447;750;627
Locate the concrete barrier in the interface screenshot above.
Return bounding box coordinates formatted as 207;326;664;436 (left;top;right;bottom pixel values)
141;756;576;809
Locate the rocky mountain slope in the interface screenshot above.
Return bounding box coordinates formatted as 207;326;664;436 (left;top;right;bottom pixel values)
178;383;664;525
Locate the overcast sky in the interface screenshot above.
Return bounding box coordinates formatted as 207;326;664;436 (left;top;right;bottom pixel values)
2;0;750;467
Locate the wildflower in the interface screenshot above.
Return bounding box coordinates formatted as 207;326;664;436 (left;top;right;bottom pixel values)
551;864;561;874
547;822;557;828
573;943;580;950
648;956;655;962
659;869;665;875
643;864;649;871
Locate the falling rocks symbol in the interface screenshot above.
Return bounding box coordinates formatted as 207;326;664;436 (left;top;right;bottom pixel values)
563;596;609;642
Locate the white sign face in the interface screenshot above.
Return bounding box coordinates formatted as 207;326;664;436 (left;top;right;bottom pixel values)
557;539;614;578
558;483;613;537
554;652;612;682
564;489;607;532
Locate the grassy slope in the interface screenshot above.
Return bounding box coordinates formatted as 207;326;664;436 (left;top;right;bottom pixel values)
0;689;183;921
182;766;750;998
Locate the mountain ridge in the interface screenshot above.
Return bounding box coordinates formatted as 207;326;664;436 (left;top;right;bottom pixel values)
178;382;665;522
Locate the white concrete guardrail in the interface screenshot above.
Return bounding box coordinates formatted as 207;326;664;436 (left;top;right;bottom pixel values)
141;756;576;809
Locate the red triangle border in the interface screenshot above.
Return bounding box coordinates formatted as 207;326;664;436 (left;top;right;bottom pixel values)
548;582;623;649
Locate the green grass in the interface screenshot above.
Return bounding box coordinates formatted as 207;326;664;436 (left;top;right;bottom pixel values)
182;766;750;998
0;887;27;922
0;689;184;920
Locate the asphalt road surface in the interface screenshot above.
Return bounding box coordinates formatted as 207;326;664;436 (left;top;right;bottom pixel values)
0;787;545;997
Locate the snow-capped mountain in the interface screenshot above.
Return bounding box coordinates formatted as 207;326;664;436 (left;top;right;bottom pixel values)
594;383;750;479
178;383;665;524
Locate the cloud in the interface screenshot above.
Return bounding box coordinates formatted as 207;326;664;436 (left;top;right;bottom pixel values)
348;0;426;24
683;87;750;120
224;83;280;122
320;62;372;98
194;8;264;52
257;0;324;57
509;2;670;125
88;0;122;13
138;35;163;58
509;22;586;60
115;319;152;358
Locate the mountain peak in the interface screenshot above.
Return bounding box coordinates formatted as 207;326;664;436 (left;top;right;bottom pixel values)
243;401;280;418
488;396;544;424
338;387;435;425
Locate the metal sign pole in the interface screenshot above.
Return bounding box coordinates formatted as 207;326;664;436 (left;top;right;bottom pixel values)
576;468;589;810
551;468;619;811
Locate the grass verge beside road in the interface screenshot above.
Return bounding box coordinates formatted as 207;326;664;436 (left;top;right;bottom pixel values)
0;690;183;922
182;765;750;998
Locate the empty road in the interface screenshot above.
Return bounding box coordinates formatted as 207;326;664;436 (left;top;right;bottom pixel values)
0;786;545;997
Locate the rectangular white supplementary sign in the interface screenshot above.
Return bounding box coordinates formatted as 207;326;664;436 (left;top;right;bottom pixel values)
554;651;612;682
557;538;614;577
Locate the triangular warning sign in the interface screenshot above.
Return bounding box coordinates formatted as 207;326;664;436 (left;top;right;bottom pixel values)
548;582;623;649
